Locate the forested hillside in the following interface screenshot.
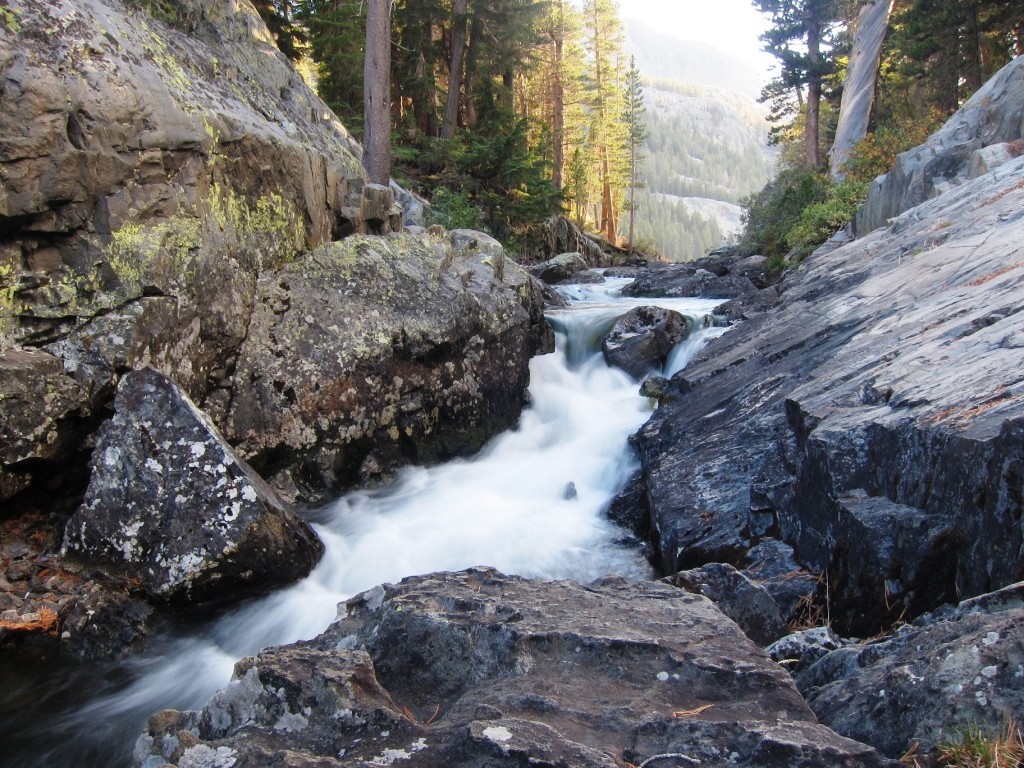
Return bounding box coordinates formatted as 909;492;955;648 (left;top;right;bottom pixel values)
624;21;775;261
258;0;648;257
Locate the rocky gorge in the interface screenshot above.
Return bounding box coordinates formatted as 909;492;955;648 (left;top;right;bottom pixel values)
2;1;1024;767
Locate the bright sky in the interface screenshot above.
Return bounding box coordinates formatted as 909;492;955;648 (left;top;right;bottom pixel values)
616;0;776;75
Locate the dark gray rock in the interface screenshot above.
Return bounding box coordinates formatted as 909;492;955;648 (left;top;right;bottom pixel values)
134;569;895;768
604;470;651;543
63;368;323;605
741;539;822;625
557;268;606;285
529;252;590;284
639;374;673;402
602;306;689;379
622;261;759;300
767;627;845;674
799;582;1024;758
226;233;551;503
0;348;91;504
665;563;788;646
634;152;1024;636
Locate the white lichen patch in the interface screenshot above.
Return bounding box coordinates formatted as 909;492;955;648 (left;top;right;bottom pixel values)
177;744;238;768
982;631;1000;646
190;442;207;459
273;711;308;733
241;485;258;503
482;726;513;743
981;665;998;678
145;458;164;473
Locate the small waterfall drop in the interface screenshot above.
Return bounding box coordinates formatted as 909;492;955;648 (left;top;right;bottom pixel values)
0;273;728;768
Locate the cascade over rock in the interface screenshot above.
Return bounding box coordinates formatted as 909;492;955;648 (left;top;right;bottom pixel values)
0;0;552;652
63;368;323;605
133;568;895;768
601;305;690;379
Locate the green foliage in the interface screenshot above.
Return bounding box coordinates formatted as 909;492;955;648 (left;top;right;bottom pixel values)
425;188;485;232
251;0;307;62
125;0;196;29
739;166;831;262
787;177;867;257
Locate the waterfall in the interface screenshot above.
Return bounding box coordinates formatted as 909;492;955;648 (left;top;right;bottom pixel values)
0;275;727;768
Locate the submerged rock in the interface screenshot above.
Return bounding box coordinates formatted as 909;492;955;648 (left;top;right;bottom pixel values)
602;306;689;379
63;368;323;605
134;569;895;768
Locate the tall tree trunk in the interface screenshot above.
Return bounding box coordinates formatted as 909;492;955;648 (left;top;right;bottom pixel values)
363;0;392;185
830;0;895;179
463;14;483;129
805;14;822;167
441;0;469;140
627;139;636;254
551;24;565;189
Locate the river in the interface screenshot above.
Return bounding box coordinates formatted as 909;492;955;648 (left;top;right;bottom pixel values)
0;276;725;768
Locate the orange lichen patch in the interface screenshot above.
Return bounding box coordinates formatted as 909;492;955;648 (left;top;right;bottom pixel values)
967;261;1024;287
928;394;1020;427
984;177;1024;206
0;608;60;636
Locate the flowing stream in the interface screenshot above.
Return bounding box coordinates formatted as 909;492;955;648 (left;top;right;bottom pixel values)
0;277;725;768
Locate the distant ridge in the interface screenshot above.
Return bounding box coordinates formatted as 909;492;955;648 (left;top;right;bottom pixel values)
623;18;763;99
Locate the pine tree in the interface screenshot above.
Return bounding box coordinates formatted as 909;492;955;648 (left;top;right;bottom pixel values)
754;0;842;167
581;0;628;242
622;55;646;254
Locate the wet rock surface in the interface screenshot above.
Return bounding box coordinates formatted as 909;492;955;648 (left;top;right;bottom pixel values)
134;568;895;768
63;368;323;605
635;154;1024;638
601;306;689;379
798;582;1024;758
225;231;552;503
664;563;788;647
621;255;769;302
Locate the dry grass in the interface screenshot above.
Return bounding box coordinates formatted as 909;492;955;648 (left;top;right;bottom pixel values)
906;721;1024;768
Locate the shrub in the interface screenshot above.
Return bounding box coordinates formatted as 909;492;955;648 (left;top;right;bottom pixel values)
738;166;831;262
425;188;485;232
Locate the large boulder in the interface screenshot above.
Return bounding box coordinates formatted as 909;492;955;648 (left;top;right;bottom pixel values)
225;231;552;503
602;305;689;379
0;0;366;504
529;251;589;284
856;55;1024;234
62;368;323;604
133;569;895;768
633;144;1024;636
798;582;1024;758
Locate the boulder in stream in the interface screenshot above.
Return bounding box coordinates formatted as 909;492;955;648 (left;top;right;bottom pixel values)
63;368;323;605
602;306;689;379
133;568;895;767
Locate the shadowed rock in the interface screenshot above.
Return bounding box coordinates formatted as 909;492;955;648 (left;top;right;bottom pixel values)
63;368;323;605
602;306;689;379
133;569;895;767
